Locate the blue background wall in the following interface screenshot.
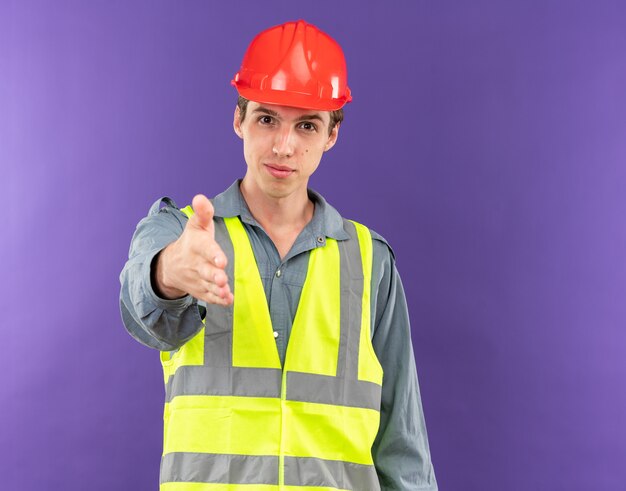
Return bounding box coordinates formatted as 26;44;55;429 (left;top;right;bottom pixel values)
2;1;625;489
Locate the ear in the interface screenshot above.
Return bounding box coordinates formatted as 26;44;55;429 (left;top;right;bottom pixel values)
324;122;340;152
233;106;243;139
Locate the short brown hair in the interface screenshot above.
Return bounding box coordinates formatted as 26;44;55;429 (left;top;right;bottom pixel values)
237;95;343;135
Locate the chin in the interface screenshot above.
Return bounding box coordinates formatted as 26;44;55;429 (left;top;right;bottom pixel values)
263;181;297;198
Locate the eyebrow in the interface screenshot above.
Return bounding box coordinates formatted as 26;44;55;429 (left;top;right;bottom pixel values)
252;106;326;123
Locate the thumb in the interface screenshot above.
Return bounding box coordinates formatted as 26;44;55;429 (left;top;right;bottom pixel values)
190;194;214;231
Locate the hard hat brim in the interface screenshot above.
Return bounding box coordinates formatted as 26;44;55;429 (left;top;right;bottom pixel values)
233;83;351;112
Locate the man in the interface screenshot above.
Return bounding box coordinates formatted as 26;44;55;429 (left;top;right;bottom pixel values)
120;20;437;491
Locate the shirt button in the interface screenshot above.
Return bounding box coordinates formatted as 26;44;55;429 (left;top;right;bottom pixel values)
276;269;282;278
316;236;324;244
273;331;279;338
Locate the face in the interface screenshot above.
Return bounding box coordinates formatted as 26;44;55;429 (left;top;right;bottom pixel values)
233;101;339;200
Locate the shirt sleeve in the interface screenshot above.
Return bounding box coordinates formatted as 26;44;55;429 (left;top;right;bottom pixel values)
119;198;204;351
370;237;438;491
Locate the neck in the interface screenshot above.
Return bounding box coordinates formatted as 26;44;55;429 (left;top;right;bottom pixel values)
239;177;314;235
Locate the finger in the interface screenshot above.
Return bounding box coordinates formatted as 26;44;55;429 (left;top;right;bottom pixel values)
198;273;231;297
190;194;214;231
193;240;229;269
197;264;223;285
211;269;230;288
208;281;232;299
203;290;233;307
196;265;232;294
215;291;234;306
198;278;233;305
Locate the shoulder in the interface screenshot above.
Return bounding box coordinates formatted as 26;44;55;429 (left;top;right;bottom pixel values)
369;228;396;262
127;197;188;258
346;222;400;310
345;218;396;262
147;196;187;220
131;197;189;244
138;196;192;229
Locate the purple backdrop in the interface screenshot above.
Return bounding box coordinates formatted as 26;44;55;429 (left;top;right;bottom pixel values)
2;1;625;490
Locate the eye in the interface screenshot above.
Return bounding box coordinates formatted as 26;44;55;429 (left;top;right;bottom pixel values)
298;121;317;132
258;115;275;125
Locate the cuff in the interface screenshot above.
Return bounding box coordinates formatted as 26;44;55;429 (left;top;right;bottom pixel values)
136;247;195;318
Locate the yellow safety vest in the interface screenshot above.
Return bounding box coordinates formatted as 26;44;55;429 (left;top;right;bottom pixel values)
159;210;383;491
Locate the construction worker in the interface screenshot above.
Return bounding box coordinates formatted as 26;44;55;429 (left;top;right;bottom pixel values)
120;20;437;491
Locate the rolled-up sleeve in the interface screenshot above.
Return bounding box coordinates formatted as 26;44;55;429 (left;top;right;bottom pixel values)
371;238;438;490
119;198;204;351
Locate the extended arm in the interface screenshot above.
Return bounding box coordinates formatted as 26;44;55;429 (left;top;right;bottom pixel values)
119;196;232;350
120;199;199;350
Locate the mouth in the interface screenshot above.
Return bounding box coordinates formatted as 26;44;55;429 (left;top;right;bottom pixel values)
264;163;295;179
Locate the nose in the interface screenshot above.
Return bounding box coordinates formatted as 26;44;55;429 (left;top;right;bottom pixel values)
272;126;295;158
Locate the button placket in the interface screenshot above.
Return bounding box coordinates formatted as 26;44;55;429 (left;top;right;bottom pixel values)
269;262;286;359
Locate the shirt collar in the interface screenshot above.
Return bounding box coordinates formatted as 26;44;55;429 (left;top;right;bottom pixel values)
212;180;349;241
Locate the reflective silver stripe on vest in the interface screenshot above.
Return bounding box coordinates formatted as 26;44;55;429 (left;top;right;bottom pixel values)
284;456;380;490
160;452;279;485
203;217;235;368
165;366;282;402
286;371;382;410
166;367;381;409
337;219;366;380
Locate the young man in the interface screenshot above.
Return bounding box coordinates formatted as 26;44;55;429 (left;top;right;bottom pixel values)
120;20;437;491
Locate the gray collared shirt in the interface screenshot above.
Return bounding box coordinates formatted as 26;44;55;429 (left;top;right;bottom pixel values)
119;180;437;490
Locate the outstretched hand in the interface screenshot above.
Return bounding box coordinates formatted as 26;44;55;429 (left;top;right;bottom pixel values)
154;194;233;306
